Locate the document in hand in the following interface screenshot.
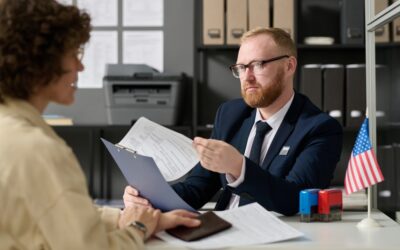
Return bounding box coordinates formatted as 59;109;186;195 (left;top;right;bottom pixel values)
101;117;198;212
156;203;304;249
117;117;198;181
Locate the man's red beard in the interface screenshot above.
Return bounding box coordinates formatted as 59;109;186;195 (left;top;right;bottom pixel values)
241;67;285;108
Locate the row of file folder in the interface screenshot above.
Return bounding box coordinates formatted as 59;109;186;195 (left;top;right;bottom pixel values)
390;0;400;43
345;0;400;44
376;0;400;43
301;0;399;44
203;0;400;45
203;0;294;45
377;144;400;212
300;64;389;128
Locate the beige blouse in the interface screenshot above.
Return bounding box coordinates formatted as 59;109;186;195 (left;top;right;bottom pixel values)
0;98;144;250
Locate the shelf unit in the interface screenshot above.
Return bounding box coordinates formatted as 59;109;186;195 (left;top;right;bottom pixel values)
192;0;382;137
365;0;400;213
192;1;400;213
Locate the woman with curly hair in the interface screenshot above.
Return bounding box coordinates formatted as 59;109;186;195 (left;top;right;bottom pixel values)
0;0;200;249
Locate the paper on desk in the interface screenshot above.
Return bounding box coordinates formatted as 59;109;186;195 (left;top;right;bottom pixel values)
118;117;198;182
101;138;196;212
156;203;304;249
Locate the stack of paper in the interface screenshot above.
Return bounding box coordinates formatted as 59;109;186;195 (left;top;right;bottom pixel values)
156;203;304;249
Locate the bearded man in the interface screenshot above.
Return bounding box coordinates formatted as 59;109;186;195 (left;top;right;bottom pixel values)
123;27;343;216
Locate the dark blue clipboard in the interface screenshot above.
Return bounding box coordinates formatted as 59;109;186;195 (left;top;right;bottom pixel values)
101;138;196;212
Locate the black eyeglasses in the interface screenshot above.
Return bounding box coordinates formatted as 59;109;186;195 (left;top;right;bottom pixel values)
229;55;289;79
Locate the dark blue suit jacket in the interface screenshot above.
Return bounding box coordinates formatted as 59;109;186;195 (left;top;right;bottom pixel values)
173;92;343;215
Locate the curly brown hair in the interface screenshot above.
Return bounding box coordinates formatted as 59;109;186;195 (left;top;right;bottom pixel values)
0;0;91;103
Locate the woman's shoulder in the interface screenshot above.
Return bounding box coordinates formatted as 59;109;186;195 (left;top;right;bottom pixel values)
0;114;66;159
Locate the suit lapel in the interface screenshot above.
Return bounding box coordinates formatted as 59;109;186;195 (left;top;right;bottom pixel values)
261;118;294;170
216;109;255;210
262;93;305;170
235;110;256;154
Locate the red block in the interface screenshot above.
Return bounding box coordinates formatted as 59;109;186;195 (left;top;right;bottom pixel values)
318;189;342;221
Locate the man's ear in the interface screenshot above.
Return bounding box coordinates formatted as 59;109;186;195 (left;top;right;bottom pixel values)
286;56;297;75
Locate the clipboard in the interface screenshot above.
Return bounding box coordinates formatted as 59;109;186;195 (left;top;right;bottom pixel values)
101;138;196;212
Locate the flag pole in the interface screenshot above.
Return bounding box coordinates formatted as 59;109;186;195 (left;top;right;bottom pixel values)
355;0;386;229
356;187;380;229
356;111;380;228
356;109;381;228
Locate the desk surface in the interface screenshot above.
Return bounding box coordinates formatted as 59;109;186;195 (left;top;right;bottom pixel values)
146;211;400;250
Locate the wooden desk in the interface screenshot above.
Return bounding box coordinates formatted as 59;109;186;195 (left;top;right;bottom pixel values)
146;211;400;249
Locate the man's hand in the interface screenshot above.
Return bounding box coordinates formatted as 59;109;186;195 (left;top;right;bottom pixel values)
123;185;153;208
193;137;243;178
156;210;201;232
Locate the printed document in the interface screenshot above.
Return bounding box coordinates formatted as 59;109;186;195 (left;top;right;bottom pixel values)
156;203;304;249
118;117;198;182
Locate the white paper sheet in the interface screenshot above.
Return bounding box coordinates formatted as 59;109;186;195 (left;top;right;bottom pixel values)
123;0;164;26
123;31;164;72
78;31;118;88
156;203;304;249
77;0;117;26
118;117;198;182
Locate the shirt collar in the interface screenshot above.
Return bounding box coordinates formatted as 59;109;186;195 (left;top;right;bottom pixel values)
254;93;294;130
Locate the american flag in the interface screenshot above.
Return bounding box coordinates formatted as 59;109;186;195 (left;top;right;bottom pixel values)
344;118;384;195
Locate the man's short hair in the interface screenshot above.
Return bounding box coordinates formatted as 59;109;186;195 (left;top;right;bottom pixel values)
0;0;91;102
241;27;297;58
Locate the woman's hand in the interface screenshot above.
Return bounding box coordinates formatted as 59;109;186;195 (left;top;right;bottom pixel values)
156;209;201;232
119;205;160;240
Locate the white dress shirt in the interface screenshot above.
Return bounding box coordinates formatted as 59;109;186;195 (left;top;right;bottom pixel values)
226;94;294;209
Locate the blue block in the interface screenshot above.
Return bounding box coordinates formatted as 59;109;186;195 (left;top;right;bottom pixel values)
299;189;320;215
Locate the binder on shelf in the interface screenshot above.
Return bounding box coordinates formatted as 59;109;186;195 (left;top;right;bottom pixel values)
203;0;224;45
341;0;365;44
377;145;396;212
374;0;390;43
393;0;400;42
345;64;366;128
226;0;248;45
323;64;344;126
394;18;400;42
273;0;295;39
300;64;323;110
248;0;270;30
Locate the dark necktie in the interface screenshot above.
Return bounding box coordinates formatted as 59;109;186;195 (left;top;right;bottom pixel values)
249;121;272;165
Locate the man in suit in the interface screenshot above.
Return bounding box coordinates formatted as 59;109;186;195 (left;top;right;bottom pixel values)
124;27;343;216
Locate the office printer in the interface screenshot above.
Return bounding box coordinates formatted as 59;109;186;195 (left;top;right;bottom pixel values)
104;64;183;125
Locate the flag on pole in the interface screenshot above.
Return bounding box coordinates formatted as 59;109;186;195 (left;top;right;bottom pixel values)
344;118;384;195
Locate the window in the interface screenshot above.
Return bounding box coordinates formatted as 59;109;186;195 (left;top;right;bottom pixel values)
57;0;164;88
